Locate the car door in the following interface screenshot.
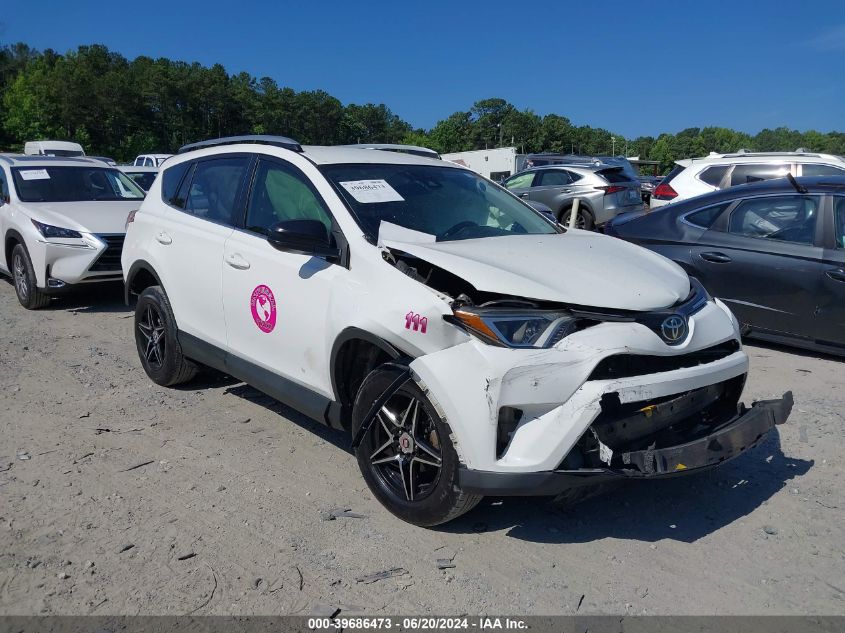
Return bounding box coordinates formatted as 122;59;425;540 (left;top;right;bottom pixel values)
0;169;10;274
222;155;349;408
528;169;576;211
817;195;845;347
502;171;537;201
155;155;251;349
689;193;825;339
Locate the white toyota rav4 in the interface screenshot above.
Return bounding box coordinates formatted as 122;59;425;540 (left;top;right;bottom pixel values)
121;136;792;526
0;155;145;309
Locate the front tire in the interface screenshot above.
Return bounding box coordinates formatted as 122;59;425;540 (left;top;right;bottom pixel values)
352;366;481;526
134;285;197;386
11;244;50;310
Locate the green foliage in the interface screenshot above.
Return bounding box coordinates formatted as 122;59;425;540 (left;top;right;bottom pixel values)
1;41;843;169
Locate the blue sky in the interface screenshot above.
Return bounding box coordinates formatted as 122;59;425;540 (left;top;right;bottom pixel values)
3;0;844;138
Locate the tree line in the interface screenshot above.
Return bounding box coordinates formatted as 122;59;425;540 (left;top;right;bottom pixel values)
2;42;844;172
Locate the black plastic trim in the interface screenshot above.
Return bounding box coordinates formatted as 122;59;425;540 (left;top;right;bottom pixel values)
124;260;164;305
178;331;333;426
329;327;403;401
458;392;792;496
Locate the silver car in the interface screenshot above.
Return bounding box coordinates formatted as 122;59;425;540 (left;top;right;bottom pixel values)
503;163;644;229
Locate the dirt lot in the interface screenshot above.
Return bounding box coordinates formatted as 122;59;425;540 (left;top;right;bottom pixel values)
0;280;843;616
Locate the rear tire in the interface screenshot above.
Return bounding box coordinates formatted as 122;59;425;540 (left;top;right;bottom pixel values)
134;285;197;386
352;365;481;526
11;244;50;310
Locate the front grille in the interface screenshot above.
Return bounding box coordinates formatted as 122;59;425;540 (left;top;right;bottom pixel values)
89;234;125;272
588;340;740;381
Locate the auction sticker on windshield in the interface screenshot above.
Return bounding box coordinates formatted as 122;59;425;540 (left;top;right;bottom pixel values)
250;285;277;333
339;179;404;203
19;169;51;180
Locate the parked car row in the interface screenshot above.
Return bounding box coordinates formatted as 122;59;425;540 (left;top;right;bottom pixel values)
607;175;845;356
501;158;644;229
651;150;845;207
0;136;795;527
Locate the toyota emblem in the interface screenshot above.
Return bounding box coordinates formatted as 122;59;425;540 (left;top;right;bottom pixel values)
661;315;687;344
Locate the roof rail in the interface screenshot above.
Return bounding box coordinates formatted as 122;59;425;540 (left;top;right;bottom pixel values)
178;135;303;154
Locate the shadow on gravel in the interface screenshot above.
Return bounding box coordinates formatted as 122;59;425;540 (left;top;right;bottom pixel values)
45;281;130;314
223;382;352;454
443;429;812;544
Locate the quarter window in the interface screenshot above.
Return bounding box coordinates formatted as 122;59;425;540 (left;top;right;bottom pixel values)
245;160;333;235
183;157;250;226
728;195;820;244
161;161;192;208
729;164;790;187
699;165;729;188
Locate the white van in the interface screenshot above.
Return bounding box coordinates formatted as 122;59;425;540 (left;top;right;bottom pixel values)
24;140;86;157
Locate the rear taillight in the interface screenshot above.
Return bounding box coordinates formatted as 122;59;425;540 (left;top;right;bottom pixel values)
596;185;625;195
125;209;137;231
653;183;678;200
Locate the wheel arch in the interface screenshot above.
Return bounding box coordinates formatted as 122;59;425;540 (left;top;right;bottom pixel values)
4;229;26;270
124;259;164;306
329;327;412;430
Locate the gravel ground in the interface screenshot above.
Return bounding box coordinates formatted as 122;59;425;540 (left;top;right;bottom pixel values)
0;280;842;616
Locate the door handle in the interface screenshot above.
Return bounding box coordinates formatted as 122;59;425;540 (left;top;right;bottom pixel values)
826;269;845;283
155;231;172;245
225;253;251;270
559;188;571;193
519;193;529;198
699;252;732;264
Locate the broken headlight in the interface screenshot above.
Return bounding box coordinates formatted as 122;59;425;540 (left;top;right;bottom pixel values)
450;307;583;348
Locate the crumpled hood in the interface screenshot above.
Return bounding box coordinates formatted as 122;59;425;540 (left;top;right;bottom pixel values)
383;230;690;311
23;200;139;234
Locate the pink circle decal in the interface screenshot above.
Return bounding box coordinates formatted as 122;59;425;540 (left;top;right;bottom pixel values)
250;285;277;333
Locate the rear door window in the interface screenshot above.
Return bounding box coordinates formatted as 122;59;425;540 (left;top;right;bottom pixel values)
729;164;790;187
536;170;572;186
835;197;845;249
728;195;820;244
684;202;733;229
698;165;729;188
181;157;251;226
801;164;845;177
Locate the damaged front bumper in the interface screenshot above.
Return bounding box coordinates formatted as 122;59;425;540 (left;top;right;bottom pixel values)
458;392;792;496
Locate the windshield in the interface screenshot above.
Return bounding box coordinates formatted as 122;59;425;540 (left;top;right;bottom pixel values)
12;166;145;202
321;164;559;242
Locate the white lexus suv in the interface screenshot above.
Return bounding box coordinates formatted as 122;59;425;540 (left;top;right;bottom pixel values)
0;155;145;309
121;136;792;526
651;150;845;208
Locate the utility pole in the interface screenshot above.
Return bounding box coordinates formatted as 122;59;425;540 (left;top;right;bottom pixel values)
611;136;616;156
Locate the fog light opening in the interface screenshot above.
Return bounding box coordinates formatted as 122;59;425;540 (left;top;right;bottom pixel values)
496;407;523;459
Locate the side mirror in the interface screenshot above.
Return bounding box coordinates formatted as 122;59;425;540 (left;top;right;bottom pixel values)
266;219;339;258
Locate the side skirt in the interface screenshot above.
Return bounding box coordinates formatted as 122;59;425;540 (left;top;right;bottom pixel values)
178;331;341;429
